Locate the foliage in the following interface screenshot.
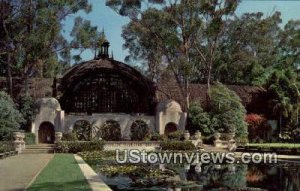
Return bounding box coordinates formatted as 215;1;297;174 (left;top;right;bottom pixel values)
209;83;248;138
245;114;272;143
99;120;121;141
216;12;281;85
72;120;92;141
188;102;218;136
0;0;93;96
61;133;78;141
25;133;35;145
55;141;104;153
130;120;150;141
166;131;183;141
0;91;24;141
18;95;35;131
188;83;248;139
160;141;196;151
247;143;300;149
147;132;167;141
112;0;239;108
0;141;14;153
264;68;300;130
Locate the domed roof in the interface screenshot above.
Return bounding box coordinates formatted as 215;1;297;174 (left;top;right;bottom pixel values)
61;58;154;90
156;99;182;112
36;97;61;111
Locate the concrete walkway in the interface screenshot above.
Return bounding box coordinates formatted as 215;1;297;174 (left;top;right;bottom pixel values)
0;154;53;191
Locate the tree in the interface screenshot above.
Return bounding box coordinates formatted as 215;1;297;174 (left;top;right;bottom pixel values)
0;91;24;141
109;0;239;109
0;0;92;95
264;68;300;131
70;17;103;62
215;12;282;85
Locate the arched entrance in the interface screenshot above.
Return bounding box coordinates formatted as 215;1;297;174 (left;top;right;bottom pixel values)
165;122;178;134
38;122;55;144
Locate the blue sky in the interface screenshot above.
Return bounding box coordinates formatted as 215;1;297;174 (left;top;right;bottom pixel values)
62;0;300;64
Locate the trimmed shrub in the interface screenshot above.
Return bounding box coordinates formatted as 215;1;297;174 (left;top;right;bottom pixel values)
55;141;104;153
130;120;150;141
61;133;78;141
167;131;183;141
160;141;196;151
148;132;167;141
25;133;36;145
99;120;121;141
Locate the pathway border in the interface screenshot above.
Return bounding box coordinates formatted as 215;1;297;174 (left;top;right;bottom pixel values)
74;154;112;191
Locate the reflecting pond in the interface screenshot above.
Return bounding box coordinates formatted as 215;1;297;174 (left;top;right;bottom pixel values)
94;162;300;191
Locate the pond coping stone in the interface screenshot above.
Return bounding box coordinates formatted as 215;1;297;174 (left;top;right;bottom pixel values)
74;154;113;191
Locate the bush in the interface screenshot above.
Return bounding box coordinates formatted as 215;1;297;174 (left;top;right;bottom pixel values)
55;141;104;153
18;95;35;131
61;133;78;141
130;120;150;141
160;141;196;151
188;102;217;136
0;142;14;153
209;83;248;138
0;91;24;141
99;120;121;141
167;131;183;141
25;133;35;145
148;132;167;141
245;114;272;142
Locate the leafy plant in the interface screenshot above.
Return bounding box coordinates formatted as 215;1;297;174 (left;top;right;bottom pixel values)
160;141;196;151
148;132;167;141
55;141;104;153
167;131;183;141
209;83;248;138
245;114;272;142
0;91;24;141
61;133;78;141
99;120;121;141
130;120;150;141
25;133;36;145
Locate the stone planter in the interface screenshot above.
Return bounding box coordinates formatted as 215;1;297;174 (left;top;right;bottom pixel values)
184;131;190;141
55;132;63;143
195;163;202;173
194;130;201;140
228;133;235;141
214;132;221;140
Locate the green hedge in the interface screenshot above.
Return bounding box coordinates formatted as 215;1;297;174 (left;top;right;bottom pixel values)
160;141;196;151
55;141;104;153
25;133;36;145
0;142;14;153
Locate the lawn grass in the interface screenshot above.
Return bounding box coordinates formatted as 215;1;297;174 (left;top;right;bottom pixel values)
248;143;300;149
27;154;91;191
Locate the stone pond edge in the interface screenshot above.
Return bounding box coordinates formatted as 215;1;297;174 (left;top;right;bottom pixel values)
74;154;113;191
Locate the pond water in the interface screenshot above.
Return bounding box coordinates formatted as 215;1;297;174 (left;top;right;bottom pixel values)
96;161;300;191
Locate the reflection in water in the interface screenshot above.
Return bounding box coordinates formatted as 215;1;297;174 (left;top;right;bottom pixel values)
102;162;300;191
